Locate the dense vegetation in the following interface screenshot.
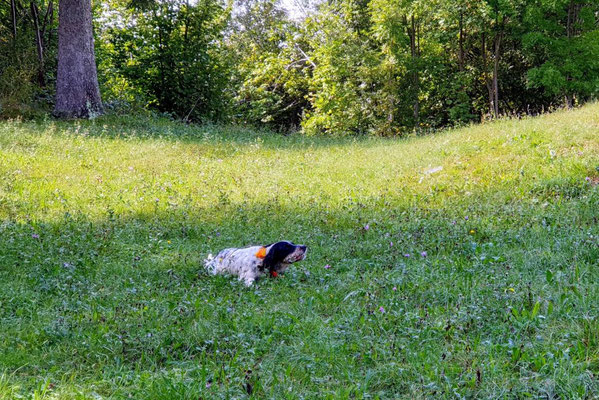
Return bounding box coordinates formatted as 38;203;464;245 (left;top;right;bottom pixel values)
1;0;598;134
0;102;598;398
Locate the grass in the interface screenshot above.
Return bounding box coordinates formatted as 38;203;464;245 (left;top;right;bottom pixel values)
0;104;598;399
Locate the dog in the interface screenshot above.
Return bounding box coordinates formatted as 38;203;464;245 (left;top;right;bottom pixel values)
204;241;307;286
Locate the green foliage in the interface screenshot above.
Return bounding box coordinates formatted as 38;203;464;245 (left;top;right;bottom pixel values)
0;42;37;118
0;0;57;119
229;0;311;130
96;0;232;121
524;0;599;106
1;104;599;397
302;2;381;135
1;0;599;131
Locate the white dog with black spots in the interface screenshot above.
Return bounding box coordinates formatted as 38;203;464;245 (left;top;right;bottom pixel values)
205;241;307;286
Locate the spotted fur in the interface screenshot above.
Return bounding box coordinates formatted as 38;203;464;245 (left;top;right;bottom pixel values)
204;241;307;286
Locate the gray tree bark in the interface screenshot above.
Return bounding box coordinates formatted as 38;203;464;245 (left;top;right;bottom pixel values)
492;32;502;118
54;0;103;118
10;0;17;40
30;2;45;85
407;15;420;125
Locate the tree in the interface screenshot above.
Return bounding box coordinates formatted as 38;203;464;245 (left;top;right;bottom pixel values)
54;0;103;118
524;0;599;108
302;0;379;134
230;0;311;130
97;0;230;122
30;0;54;86
370;0;443;130
479;0;520;118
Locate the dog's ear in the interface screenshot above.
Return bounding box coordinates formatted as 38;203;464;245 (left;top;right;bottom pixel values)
262;242;293;272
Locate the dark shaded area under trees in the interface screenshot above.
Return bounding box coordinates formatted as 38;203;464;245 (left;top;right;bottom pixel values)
1;0;598;134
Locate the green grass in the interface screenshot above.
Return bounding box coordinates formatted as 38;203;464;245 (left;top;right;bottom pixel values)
0;104;598;399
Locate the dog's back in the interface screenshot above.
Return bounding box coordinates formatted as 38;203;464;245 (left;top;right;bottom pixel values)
204;246;262;275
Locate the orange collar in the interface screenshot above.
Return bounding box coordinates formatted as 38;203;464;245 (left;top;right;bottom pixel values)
255;246;267;259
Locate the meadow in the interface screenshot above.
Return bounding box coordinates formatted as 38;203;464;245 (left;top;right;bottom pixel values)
0;104;598;399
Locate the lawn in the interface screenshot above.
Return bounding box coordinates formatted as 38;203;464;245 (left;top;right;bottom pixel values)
0;105;598;399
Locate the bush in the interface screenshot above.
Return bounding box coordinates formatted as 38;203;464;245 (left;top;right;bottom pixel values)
0;38;38;118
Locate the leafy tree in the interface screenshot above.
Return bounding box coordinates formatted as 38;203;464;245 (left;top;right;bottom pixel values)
2;0;599;131
0;0;57;117
302;0;380;134
229;0;311;130
524;0;599;108
97;0;231;121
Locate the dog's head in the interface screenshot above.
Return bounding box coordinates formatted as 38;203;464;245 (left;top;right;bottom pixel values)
261;241;307;275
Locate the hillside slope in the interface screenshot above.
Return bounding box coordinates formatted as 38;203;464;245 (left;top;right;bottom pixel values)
0;105;598;398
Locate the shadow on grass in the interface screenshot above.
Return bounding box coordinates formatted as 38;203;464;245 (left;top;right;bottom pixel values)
8;113;420;151
0;184;598;397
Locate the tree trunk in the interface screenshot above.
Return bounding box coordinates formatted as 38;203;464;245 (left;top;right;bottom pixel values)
566;0;580;38
54;0;103;118
564;0;578;109
30;1;45;86
155;7;167;109
458;12;464;72
409;15;419;125
41;0;54;39
482;32;494;117
45;0;55;51
564;94;573;108
11;0;17;40
492;31;502;118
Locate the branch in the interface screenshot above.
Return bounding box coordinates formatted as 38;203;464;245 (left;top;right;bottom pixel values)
41;0;53;38
294;44;316;68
